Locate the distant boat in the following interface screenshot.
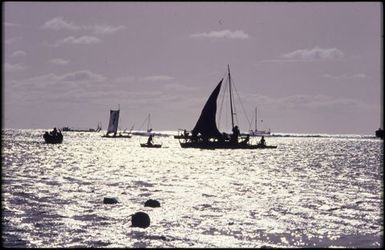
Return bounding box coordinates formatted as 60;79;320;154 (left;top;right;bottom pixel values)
140;143;162;148
247;107;271;136
375;128;384;139
43;128;63;144
131;113;155;136
176;65;277;149
62;122;102;132
132;113;169;137
140;129;162;148
101;108;132;138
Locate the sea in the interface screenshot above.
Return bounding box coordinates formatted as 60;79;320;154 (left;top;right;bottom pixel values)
2;128;383;248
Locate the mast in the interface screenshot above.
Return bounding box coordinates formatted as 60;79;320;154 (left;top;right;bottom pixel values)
147;113;151;131
255;107;258;132
228;64;235;129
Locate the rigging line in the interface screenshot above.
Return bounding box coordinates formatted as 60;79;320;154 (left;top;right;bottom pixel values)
138;115;149;131
217;77;228;130
231;76;252;130
217;70;229;130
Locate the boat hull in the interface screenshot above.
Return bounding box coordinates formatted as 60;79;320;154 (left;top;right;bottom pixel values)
43;133;63;144
101;134;132;138
179;141;276;149
140;143;162;148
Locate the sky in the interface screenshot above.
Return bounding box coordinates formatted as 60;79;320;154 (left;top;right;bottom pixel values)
3;2;383;135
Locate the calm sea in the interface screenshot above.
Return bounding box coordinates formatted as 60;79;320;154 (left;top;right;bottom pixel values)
2;129;383;248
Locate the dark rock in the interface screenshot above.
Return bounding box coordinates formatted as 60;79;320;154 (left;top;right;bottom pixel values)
103;197;118;204
131;212;150;228
144;199;161;208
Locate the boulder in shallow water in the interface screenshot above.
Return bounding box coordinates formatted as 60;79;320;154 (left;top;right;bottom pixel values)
103;197;118;204
144;199;160;208
131;212;150;228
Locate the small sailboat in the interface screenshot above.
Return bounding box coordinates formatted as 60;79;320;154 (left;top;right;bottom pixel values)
101;108;132;138
132;113;154;136
176;65;277;149
248;107;271;136
140;134;162;148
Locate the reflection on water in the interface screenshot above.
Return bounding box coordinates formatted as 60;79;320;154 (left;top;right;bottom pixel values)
2;129;383;247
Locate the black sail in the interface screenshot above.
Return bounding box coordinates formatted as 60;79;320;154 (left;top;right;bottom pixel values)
192;79;223;139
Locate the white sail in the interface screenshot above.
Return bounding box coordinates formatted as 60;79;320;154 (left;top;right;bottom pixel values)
107;110;120;134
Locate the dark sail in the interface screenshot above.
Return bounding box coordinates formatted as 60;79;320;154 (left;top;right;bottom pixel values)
192;79;223;139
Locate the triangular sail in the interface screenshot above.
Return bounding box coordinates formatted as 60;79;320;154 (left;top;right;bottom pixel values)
192;79;223;139
107;110;120;133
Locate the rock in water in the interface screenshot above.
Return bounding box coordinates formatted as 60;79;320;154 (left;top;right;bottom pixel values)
144;199;161;208
103;197;118;204
131;212;150;228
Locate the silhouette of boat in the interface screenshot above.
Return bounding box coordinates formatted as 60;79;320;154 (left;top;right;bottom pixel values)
43;129;63;144
177;65;277;149
247;106;271;136
140;132;162;148
101;108;132;138
140;143;162;148
375;128;384;139
62;122;102;132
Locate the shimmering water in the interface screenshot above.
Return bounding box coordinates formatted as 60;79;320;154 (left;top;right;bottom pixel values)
2;129;383;248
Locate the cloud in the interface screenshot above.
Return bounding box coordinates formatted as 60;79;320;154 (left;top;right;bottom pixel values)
42;17;125;35
280;46;344;61
11;50;27;57
92;24;125;35
13;70;106;89
190;29;250;39
50;58;70;65
322;73;367;80
58;70;106;82
114;75;175;84
4;63;26;72
42;16;81;31
55;36;101;46
4;22;20;27
140;75;175;82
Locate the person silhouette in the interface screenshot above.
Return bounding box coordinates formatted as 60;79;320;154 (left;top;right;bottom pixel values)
259;136;266;146
147;134;153;145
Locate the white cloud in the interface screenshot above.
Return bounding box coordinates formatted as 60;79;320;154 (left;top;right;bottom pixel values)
4;63;26;72
281;46;344;61
4;22;20;27
190;30;250;39
140;75;175;82
42;17;125;35
11;50;27;57
322;73;367;79
58;70;106;82
55;36;101;46
114;75;175;83
42;16;81;31
50;58;70;65
12;70;106;92
92;24;125;35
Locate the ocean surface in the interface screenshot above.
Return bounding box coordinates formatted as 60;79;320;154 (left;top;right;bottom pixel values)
2;129;383;248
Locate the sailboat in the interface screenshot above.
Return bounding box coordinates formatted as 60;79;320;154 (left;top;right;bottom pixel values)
101;108;132;138
176;65;277;149
248;107;271;136
131;113;154;136
62;122;102;132
132;113;169;137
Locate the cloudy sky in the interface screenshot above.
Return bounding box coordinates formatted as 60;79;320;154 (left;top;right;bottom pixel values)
3;2;382;134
